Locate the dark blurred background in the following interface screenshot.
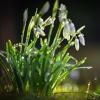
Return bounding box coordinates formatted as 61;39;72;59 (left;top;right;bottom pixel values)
0;0;100;89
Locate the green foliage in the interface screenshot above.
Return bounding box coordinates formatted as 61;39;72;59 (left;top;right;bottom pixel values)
0;0;87;96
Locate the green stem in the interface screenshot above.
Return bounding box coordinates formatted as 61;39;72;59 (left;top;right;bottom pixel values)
27;36;38;51
51;23;63;49
62;36;74;59
24;15;39;50
20;22;26;53
48;24;54;46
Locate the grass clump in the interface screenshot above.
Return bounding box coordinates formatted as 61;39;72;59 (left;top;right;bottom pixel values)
0;0;88;97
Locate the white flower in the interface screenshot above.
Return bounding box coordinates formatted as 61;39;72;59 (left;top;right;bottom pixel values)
79;33;85;46
59;12;67;22
75;38;79;51
59;4;66;11
59;4;67;22
63;21;70;40
34;27;45;38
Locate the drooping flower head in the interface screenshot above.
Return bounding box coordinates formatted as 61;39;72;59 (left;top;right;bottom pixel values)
58;3;85;51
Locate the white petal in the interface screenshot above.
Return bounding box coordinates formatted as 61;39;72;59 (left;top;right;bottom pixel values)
75;38;79;51
69;22;76;33
59;11;67;22
79;34;85;46
63;29;70;40
63;22;70;40
63;21;70;32
59;4;66;11
37;27;45;36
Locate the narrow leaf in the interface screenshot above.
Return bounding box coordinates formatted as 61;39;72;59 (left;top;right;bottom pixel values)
52;0;59;18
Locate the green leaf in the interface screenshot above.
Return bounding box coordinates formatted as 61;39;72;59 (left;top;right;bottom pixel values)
52;0;59;18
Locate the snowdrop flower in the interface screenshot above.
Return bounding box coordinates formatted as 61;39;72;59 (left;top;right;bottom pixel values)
63;21;70;40
59;4;66;11
34;27;45;38
63;20;76;40
79;33;85;46
59;4;67;22
59;11;67;22
75;38;79;51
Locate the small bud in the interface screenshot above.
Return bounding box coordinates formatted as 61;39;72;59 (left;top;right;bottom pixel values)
59;4;66;11
23;8;28;24
75;38;79;51
40;1;50;15
79;33;85;46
